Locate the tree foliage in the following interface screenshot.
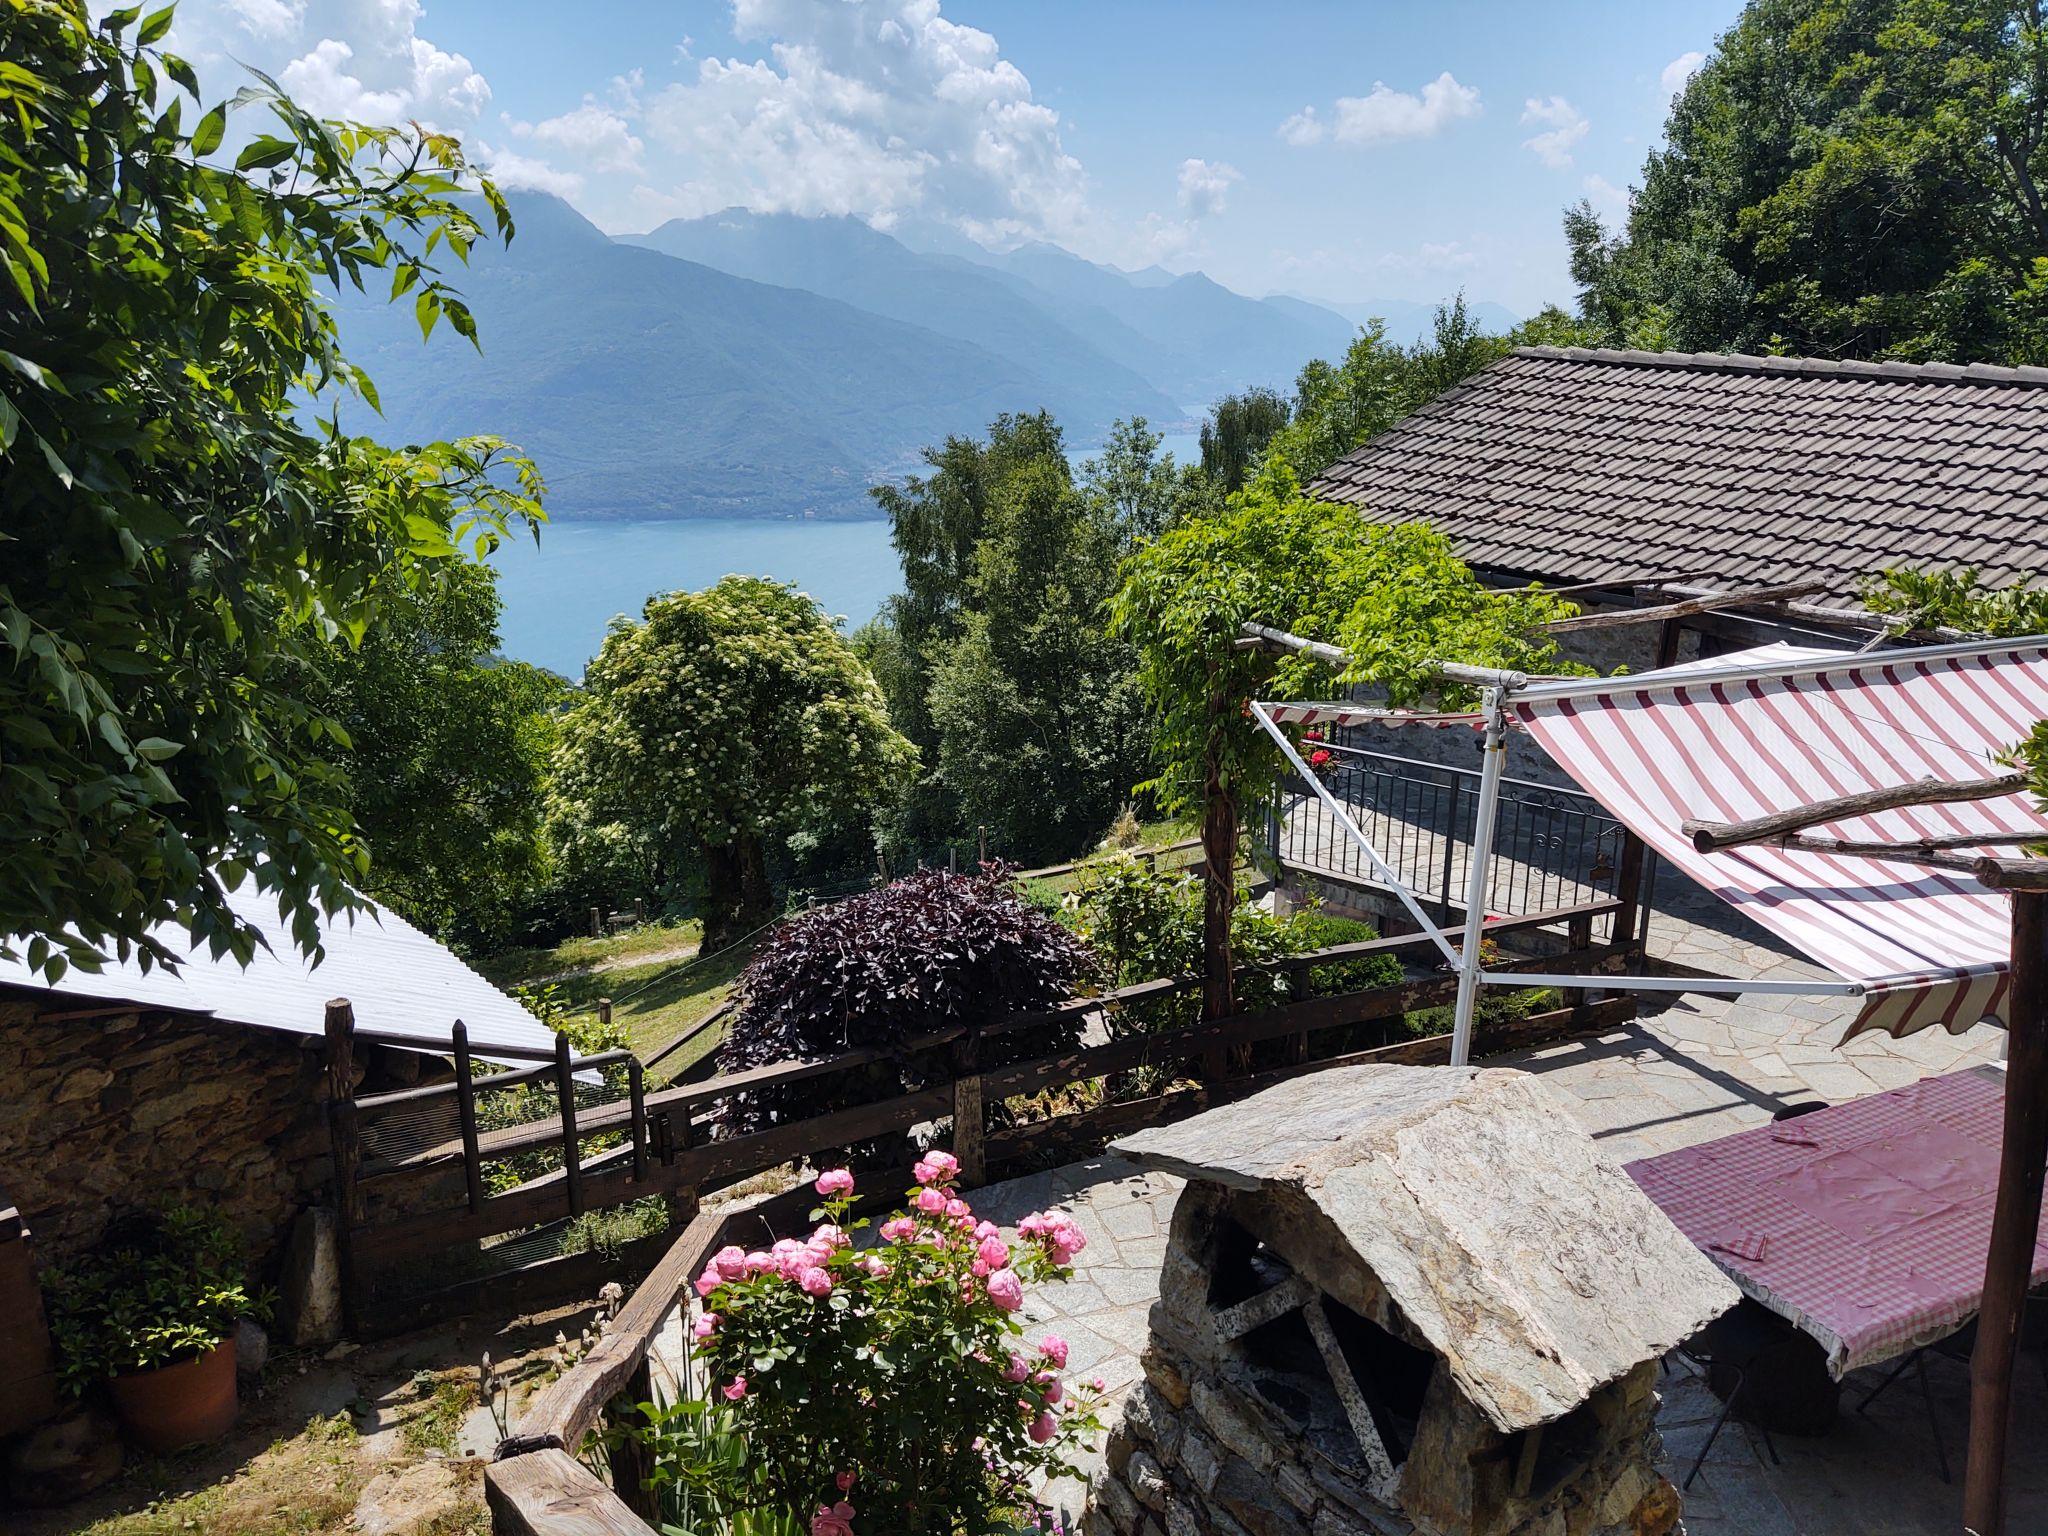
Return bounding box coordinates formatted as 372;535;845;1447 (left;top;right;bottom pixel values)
308;563;562;949
1;0;543;979
865;413;1168;861
1109;473;1579;823
715;867;1093;1134
1568;0;2048;361
1199;387;1291;492
549;577;915;949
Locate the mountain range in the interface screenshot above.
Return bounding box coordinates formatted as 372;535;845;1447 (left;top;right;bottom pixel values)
336;194;1515;520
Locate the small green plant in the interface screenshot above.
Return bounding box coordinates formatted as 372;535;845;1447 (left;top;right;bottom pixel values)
45;1207;272;1392
477;986;635;1193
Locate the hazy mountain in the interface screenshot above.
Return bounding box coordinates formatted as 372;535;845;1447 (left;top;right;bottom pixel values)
336;195;1078;519
622;210;1183;434
1286;294;1523;346
957;242;1359;409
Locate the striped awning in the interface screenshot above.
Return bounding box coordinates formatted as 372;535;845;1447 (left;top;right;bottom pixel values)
1509;640;2048;1040
1257;700;1484;730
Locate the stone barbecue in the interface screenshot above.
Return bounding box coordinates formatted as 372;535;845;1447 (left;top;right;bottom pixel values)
1088;1066;1739;1536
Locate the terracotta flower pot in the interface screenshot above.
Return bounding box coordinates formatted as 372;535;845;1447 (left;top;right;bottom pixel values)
107;1338;237;1452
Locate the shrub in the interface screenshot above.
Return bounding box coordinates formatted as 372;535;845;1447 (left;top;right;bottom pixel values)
637;1162;1103;1533
715;869;1096;1136
45;1207;272;1391
476;987;633;1195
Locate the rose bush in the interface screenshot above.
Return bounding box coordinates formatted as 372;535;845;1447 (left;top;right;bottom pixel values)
636;1158;1103;1534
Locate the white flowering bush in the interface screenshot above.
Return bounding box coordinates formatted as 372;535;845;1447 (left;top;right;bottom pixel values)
633;1156;1103;1534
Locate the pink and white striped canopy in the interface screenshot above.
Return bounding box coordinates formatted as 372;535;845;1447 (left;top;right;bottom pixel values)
1509;640;2048;1040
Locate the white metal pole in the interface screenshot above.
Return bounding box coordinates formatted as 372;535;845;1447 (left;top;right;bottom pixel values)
1450;690;1508;1066
1249;702;1463;968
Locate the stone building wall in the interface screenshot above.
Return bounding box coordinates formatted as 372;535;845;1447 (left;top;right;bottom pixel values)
0;996;334;1273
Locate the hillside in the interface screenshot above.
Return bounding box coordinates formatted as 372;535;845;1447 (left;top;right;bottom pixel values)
334;196;1074;519
623;211;1184;433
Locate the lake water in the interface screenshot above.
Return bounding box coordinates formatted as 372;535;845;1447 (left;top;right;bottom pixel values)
491;431;1201;677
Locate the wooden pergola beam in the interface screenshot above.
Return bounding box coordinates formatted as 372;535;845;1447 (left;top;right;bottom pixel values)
1682;773;2031;853
1234;622;1530;690
1540;580;1830;634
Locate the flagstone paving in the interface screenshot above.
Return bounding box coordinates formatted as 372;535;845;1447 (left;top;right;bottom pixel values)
980;909;2025;1533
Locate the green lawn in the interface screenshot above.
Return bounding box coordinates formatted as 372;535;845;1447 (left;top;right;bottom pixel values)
531;943;751;1074
476;917;703;989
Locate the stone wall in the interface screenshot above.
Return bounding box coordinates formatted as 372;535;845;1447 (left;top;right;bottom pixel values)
0;996;333;1272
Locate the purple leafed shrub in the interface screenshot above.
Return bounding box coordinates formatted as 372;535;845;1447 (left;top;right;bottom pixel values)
715;868;1096;1138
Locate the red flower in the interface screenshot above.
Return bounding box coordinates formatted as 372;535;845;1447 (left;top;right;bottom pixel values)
1309;749;1332;767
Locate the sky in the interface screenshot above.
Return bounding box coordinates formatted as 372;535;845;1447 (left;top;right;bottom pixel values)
160;0;1746;318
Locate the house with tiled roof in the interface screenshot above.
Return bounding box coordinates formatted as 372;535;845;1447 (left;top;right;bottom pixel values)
1306;347;2048;602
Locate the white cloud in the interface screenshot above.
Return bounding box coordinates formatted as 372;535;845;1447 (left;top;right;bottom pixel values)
474;142;585;199
169;0;491;126
1280;72;1481;149
1519;95;1587;170
511;105;645;175
640;0;1088;244
1176;157;1239;218
1582;173;1630;217
1661;50;1706;101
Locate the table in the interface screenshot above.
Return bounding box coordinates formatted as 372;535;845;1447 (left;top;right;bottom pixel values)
1625;1064;2048;1379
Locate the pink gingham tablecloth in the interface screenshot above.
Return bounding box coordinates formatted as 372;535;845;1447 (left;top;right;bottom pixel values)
1624;1065;2048;1378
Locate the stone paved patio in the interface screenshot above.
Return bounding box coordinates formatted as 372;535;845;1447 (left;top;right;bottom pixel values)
974;908;2034;1534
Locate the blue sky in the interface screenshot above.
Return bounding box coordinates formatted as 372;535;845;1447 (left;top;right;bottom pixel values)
165;0;1743;317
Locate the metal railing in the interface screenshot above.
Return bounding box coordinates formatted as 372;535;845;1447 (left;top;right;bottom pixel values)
1268;742;1641;939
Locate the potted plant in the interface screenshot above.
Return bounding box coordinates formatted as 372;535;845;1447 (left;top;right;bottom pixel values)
44;1207;272;1452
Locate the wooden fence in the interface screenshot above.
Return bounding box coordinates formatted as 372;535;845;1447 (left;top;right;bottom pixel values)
478;899;1634;1536
325;898;1628;1334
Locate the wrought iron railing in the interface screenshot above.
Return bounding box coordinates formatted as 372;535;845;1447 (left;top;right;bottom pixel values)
1267;743;1641;939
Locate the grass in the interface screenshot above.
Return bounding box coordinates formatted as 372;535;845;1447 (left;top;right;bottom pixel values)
400;1376;476;1457
64;1413;365;1536
539;941;753;1069
477;916;704;989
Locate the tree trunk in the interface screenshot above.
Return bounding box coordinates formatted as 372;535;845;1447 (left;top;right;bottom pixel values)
1200;691;1238;1065
700;833;776;953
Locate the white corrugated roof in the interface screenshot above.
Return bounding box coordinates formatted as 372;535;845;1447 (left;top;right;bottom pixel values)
0;882;559;1060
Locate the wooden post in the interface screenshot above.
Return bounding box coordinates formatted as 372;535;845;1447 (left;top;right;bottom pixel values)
978;825;988;865
589;905;603;939
633;897;646;925
608;1355;658;1518
1199;681;1239;1080
1963;891;2048;1536
952;1029;986;1187
555;1033;584;1218
597;997;614;1031
322;999;363;1337
451;1019;484;1216
1561;911;1595;1017
628;1058;648;1186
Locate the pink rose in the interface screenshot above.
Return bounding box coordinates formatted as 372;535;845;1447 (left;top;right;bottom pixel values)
695;1268;721;1299
914;1150;959;1185
880;1216;915;1242
860;1255;889;1278
945;1198;969;1219
1003;1354;1031;1383
744;1250;774;1275
835;1470;856;1493
916;1187;948;1215
812;1223;848;1251
1090;1376;1106;1392
722;1376;748;1402
1040;1375;1064;1405
1029;1411;1057;1444
800;1266;834;1298
976;1235;1011;1270
986;1269;1024;1311
815;1168;855;1198
692;1313;719;1340
812;1501;856;1536
712;1245;749;1280
975;1220;999;1240
1038;1334;1069;1368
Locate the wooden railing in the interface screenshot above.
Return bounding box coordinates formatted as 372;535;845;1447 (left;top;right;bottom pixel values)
329;900;1628;1328
478;900;1635;1536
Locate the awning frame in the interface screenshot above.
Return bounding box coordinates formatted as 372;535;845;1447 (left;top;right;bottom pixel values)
1249;630;2048;1066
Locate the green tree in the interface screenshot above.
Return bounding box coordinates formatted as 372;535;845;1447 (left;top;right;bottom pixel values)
550;577;915;949
1568;0;2048;361
0;1;544;980
866;412;1155;859
1199;387;1291;493
1110;470;1575;1019
310;563;562;950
